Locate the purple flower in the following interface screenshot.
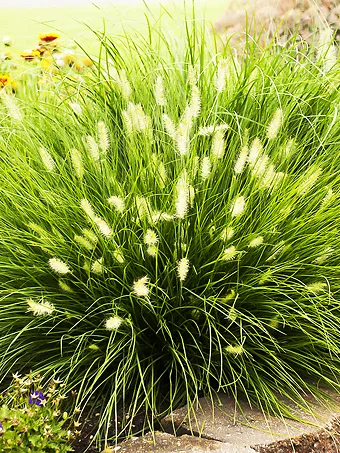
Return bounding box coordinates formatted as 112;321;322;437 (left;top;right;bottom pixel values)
0;421;3;432
29;390;45;406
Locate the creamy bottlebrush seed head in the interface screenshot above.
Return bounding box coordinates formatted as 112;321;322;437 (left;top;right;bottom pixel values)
2;24;340;447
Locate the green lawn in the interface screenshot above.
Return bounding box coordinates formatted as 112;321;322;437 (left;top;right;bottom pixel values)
0;1;227;55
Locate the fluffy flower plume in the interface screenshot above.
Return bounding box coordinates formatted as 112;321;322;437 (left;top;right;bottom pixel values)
27;299;54;316
175;171;189;219
86;135;100;161
69;102;82;116
155;75;166;106
113;248;125;264
0;91;23;121
211;128;226;159
176;122;190;156
298;167;322;195
117;69;132;100
200;156;211;180
234;146;248;174
224;344;244;356
74;235;95;250
71;148;84;180
80;198;96;220
222;246;237;261
92;257;104;274
123;103;152;134
132;276;149;297
144;229;158;246
108;195;125;213
248;138;262;167
267;109;283;140
177;257;190;282
230;196;246;218
105;316;123;331
163;114;177;140
48;258;70;275
98;121;110;154
215;58;228;93
94;217;112;238
39;147;55;172
248;236;264;248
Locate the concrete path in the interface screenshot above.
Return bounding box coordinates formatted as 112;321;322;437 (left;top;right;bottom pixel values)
104;392;340;452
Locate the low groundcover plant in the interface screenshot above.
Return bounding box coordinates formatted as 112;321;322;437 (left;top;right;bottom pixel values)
0;373;75;452
1;18;340;445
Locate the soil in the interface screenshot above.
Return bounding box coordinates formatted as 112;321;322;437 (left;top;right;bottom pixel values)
255;418;340;453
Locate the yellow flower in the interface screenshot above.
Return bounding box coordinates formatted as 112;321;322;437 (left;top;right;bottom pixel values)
63;53;77;66
0;74;17;90
38;32;60;43
20;50;40;60
82;56;93;67
41;58;53;71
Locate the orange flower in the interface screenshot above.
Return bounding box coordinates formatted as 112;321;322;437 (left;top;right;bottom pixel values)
63;53;77;66
38;32;60;43
20;50;40;60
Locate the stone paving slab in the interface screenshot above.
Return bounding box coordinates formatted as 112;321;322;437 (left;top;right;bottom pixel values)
160;392;340;451
102;431;257;453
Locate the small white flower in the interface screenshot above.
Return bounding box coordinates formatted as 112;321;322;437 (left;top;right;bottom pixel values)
27;298;54;316
144;229;158;246
98;121;110;154
92;257;104;274
39;147;55;172
151;211;173;223
155;76;166;106
48;258;70;275
261;164;276;188
94;217;112;238
248;236;264;248
177;257;190;282
267;109;283;140
69;102;82;115
200;156;211;180
108;195;125;213
222;246;237;261
105;316;123;331
234;146;248;174
132;276;149;297
80;199;96;220
71;148;84;180
230;196;246;218
2;35;12;46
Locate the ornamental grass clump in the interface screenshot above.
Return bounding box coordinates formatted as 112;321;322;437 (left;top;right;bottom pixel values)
1;20;340;444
